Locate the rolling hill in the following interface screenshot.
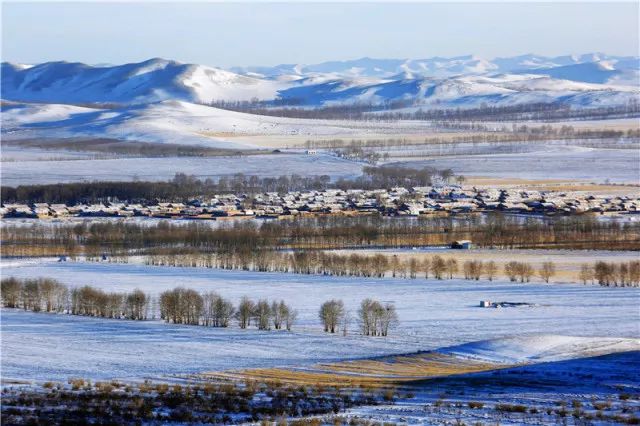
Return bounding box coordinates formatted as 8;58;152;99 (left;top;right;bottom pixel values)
1;54;638;147
2;54;638;109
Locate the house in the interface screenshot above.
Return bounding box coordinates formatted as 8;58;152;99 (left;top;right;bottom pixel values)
305;149;318;155
451;240;472;249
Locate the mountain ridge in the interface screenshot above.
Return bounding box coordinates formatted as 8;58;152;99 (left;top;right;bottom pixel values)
2;54;638;110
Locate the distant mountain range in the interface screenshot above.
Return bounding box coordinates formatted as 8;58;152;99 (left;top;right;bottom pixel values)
231;53;640;81
2;53;638;110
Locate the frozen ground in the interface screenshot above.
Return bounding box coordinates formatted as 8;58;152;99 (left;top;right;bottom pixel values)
345;350;640;425
2;143;637;185
1;261;639;382
0;153;362;185
391;144;640;184
0;147;113;162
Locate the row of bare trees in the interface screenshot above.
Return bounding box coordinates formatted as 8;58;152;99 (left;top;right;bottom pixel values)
144;250;565;284
578;261;640;287
319;299;398;336
307;127;640;153
0;277;68;312
0;278;149;319
4;214;638;259
71;286;148;319
210;98;640;122
159;289;297;331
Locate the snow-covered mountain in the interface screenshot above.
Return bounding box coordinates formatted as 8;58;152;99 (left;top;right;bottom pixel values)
1;58;284;105
1;54;638;112
232;53;639;81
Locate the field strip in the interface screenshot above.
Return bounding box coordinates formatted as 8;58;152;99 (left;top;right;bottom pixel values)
201;352;509;387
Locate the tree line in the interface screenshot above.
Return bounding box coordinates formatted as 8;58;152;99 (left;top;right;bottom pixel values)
159;289;297;331
209;99;640;122
1;166;455;204
3;137;249;158
1;278;406;336
144;251;640;287
4;214;637;260
142;249;639;287
578;261;640;287
319;298;398;336
306;126;640;150
0;277;149;319
0;278;300;332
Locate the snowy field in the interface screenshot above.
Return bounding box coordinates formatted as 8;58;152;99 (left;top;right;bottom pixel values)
392;145;640;184
1;261;639;382
0;147;112;162
0;153;362;185
345;349;640;425
2;144;638;185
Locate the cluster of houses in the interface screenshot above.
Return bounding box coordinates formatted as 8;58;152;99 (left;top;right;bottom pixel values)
2;186;639;220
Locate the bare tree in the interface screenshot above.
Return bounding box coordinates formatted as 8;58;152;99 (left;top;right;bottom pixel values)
504;261;519;282
408;258;420;279
237;296;255;329
379;303;398;337
124;289;147;320
285;308;297;331
444;258;458;279
483;261;498;281
254;299;272;330
431;255;446;280
159;288;203;325
319;299;345;333
358;299;398;336
421;258;431;279
1;278;22;308
577;263;594;285
538;261;556;283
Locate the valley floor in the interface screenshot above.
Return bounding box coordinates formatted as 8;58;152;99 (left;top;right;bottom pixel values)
1;260;639;384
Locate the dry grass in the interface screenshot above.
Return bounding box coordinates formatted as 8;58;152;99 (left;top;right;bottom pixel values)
203;352;503;387
464;177;640;195
335;248;639;284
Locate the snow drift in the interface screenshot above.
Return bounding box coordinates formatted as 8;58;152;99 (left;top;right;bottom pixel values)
438;334;640;364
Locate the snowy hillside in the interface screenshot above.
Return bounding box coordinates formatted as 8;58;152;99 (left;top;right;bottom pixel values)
2;100;435;148
2;55;638;110
438;334;640;364
1;58;284;105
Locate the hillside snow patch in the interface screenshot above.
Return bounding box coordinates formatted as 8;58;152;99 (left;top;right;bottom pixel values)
438;334;640;364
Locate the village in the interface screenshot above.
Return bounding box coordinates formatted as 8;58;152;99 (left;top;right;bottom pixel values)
2;185;639;220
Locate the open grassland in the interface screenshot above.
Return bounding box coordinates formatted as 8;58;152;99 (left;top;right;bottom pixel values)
206;352;503;387
463;176;640;195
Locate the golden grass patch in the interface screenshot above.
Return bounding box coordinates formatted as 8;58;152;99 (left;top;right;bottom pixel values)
202;352;506;387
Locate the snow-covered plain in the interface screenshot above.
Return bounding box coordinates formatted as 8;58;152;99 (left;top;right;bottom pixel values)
1;261;639;382
392;144;640;183
0;153;362;185
2;141;637;185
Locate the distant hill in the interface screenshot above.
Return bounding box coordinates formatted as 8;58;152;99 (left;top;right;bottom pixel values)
2;54;638;110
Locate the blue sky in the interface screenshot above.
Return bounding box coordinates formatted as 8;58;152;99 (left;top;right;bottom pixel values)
2;2;638;67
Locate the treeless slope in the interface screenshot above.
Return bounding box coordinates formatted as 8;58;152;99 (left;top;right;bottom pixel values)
203;335;639;386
